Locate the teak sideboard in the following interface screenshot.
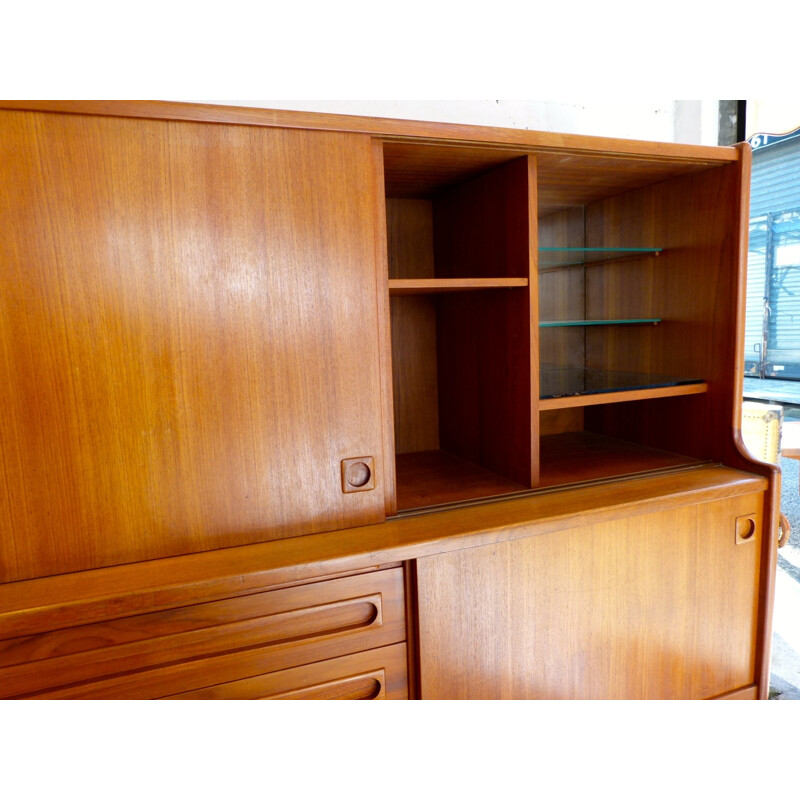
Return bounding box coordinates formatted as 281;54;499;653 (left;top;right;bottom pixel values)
0;101;779;700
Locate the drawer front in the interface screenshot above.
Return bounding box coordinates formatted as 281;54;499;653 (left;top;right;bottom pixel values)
1;568;405;699
164;643;408;700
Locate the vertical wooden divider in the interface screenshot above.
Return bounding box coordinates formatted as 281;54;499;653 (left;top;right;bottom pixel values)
433;156;536;489
528;155;540;487
371;140;397;516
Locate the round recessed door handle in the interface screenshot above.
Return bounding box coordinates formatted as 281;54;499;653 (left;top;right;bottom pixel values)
341;457;375;493
735;514;757;544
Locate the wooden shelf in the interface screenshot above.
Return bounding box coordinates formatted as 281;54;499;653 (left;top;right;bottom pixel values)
395;450;527;512
537;431;703;488
388;278;528;295
539;318;660;328
539;381;708;411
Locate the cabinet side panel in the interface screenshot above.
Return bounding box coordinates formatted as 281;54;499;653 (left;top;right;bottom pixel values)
0;111;385;582
417;493;762;699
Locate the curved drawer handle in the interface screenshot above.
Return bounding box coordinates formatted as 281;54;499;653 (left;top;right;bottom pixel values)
264;669;386;700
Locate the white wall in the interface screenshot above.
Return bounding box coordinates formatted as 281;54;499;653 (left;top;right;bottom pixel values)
199;99;721;146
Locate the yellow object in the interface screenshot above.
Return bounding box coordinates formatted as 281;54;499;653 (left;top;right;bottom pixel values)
741;401;783;464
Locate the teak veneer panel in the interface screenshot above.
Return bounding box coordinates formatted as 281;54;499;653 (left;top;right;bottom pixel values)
538;381;709;411
165;643;408;700
713;684;759;700
381;141;726;213
386;198;435;279
370;141;397;518
583;157;746;464
0;101;739;165
388;278;529;294
1;569;406;699
0;110;386;582
433;156;537;488
395;450;527;511
538;432;703;488
417;492;763;699
390;296;440;454
538;208;587;372
0;467;767;642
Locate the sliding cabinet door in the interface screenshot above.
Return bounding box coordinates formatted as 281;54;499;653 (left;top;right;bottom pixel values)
0;111;386;581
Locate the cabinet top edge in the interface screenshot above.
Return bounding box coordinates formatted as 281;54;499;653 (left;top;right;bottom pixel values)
0;100;741;164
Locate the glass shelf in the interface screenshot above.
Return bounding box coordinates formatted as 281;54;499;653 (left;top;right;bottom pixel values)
538;247;662;271
540;366;704;400
539;318;660;328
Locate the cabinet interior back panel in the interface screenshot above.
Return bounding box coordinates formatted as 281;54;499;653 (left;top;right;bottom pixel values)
0;111;386;581
583;161;742;461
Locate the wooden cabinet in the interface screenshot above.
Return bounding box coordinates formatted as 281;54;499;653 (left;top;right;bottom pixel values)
0;101;780;699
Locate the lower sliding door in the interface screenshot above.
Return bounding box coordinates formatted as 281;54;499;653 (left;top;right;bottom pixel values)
416;489;764;699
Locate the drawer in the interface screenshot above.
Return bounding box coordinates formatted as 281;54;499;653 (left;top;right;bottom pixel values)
2;568;406;699
164;643;408;700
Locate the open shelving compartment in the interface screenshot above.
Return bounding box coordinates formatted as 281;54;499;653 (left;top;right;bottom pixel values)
534;152;733;488
382;144;536;512
381;139;742;512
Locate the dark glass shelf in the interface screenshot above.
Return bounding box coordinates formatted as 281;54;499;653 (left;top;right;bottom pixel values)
540;366;704;400
538;247;662;270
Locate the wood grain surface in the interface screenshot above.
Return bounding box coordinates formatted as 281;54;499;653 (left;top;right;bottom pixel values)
164;643;408;700
388;278;528;294
538;381;708;411
538;207;587;373
582;160;742;463
1;568;406;698
395;450;526;511
434;157;535;488
417;492;763;699
0;102;739;165
385;196;438;456
371;141;397;516
385;198;435;279
0;466;766;643
538;431;703;488
390;296;440;454
0;110;386;582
